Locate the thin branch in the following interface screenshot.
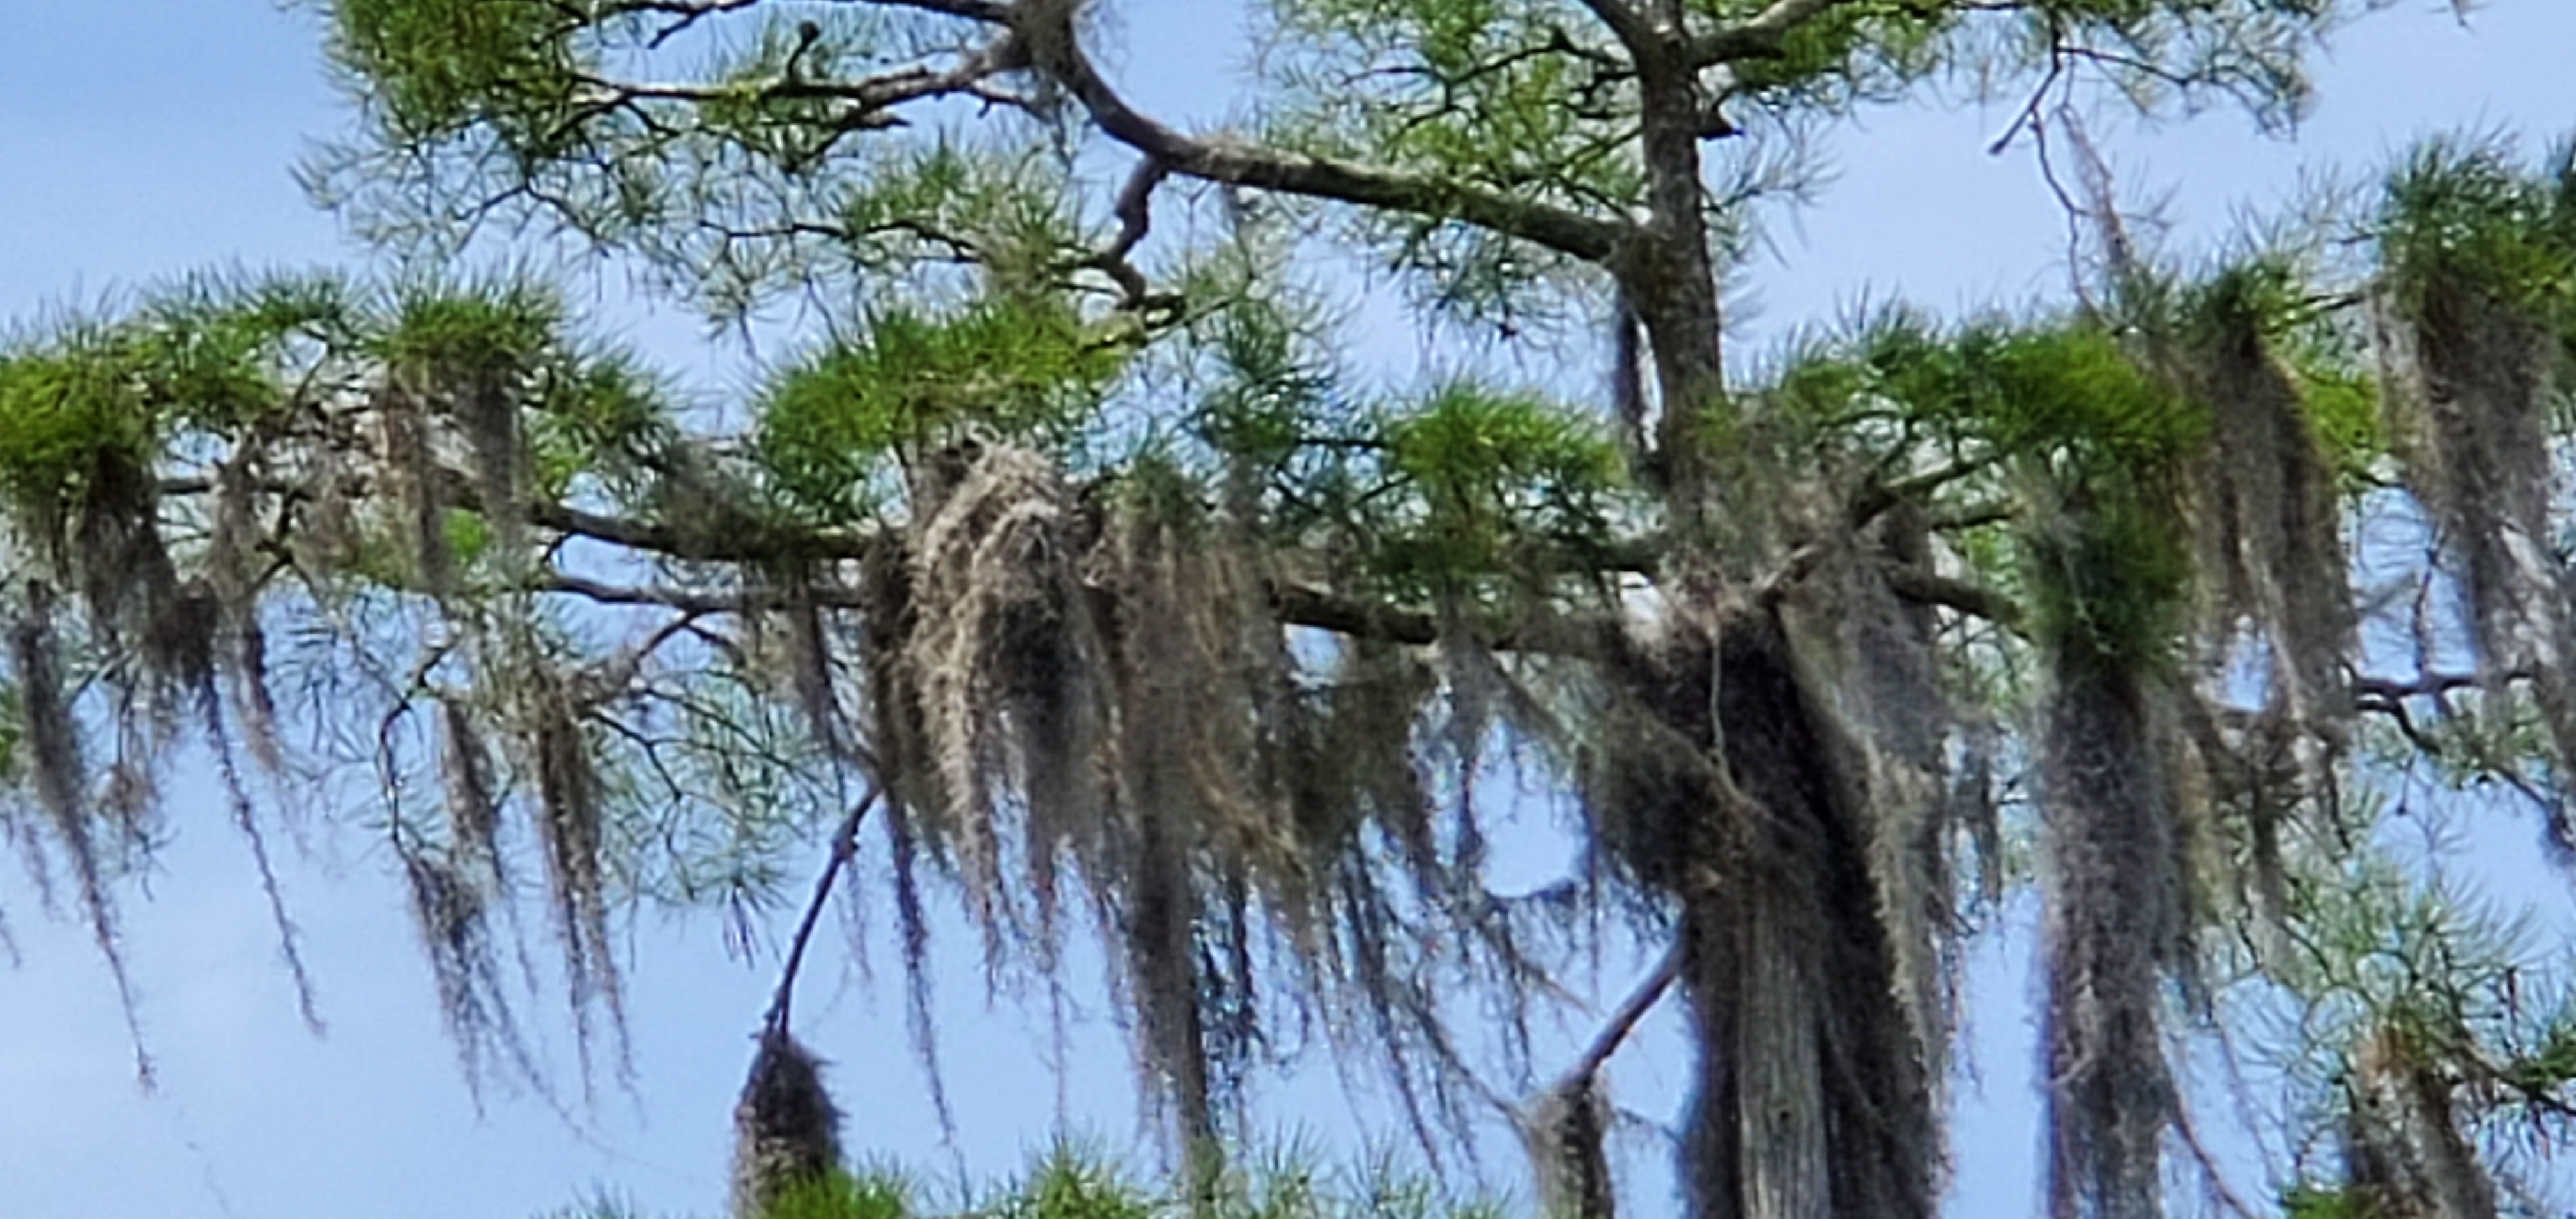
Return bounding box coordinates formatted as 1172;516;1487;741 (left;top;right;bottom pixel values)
525;498;876;564
2352;671;2495;703
535;572;868;615
1883;564;2026;630
1026;2;1632;264
1685;0;1876;68
595;0;759;48
859;0;1010;20
1571;0;1656;56
574;44;1006;136
1848;453;1998;529
764;785;881;1035
1557;940;1682;1087
1269;581;1624;659
1084;155;1173;309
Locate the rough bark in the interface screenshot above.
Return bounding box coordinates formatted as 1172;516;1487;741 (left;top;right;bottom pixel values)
1632;608;1936;1219
2344;1027;2499;1219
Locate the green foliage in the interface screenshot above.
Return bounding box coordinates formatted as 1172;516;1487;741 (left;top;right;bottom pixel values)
1786;311;2204;468
993;1154;1158;1219
1259;0;1641;327
0;273;367;518
2280;353;2379;475
123;280;335;433
0;343;158;519
1193;298;1338;472
1761;310;2212;669
757;1169;911;1219
38;2;2576;1214
834;142;1093;300
1802;316;2202;665
1986;328;2197;671
1377;383;1625;592
1715;0;1954;105
376;279;559;383
2276;1181;2372;1219
2282;848;2525;1042
2377;135;2576;321
2173;258;2386;473
689;17;894;169
2022;489;2192;673
1965;325;2205;469
527;350;679;502
756;297;1130;520
544;1147;1510;1219
329;0;587;141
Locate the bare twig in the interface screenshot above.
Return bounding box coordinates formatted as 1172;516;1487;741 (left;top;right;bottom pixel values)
1560;940;1683;1087
764;784;882;1035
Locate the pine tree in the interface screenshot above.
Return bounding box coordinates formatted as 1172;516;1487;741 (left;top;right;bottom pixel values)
6;3;2576;1216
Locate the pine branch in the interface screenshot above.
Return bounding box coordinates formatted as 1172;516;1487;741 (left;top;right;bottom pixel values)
1685;0;1878;68
1571;0;1656;57
1882;564;2025;631
1268;581;1625;659
1025;0;1633;265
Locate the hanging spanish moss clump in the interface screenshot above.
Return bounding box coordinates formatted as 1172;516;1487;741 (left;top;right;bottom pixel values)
205;447;286;778
2379;277;2560;681
453;366;525;560
2380;271;2576;851
1517;1073;1615;1219
773;576;848;760
2179;276;2356;742
439;699;503;882
377;386;455;598
378;286;550;571
523;670;627;1087
729;1027;847;1219
1089;479;1284;1152
902;444;1090;934
70;444;200;705
2341;1024;2500;1219
400;847;539;1107
2028;492;2193;1219
8;590;153;1085
2159;279;2359;930
192;630;322;1034
2373;144;2576;852
1777;507;1965;1104
1275;637;1440;920
864;439;1487;1154
853;535;954;1131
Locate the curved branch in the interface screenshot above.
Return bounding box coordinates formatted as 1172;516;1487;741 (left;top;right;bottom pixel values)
1686;0;1878;68
764;785;881;1035
1025;2;1632;264
1883;564;2025;631
1572;0;1656;57
1558;940;1682;1087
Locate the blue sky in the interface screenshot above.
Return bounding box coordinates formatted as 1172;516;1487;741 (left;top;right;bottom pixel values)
3;3;2574;1216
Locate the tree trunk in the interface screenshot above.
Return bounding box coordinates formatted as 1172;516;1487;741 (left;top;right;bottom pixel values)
2345;1027;2498;1219
1623;4;1730;511
1737;889;1831;1219
1657;610;1937;1219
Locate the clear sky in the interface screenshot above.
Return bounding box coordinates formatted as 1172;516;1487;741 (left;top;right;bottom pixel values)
3;3;2574;1217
